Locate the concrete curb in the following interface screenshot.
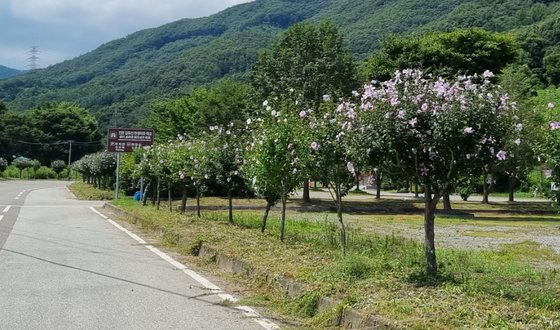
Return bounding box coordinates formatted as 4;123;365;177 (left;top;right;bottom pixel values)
102;203;397;329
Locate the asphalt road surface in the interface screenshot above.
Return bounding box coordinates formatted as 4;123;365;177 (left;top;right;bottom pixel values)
0;181;267;329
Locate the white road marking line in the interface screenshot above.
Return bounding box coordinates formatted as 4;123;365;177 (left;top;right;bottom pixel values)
65;186;78;199
89;206;280;330
2;206;10;213
14;191;24;200
0;215;3;222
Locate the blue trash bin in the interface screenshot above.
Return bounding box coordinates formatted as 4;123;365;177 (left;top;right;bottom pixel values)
133;191;142;201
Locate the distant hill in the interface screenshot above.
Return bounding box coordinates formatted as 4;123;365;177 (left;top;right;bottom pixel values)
0;65;21;80
1;0;559;127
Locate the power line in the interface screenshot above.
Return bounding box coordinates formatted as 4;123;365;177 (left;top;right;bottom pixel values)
8;139;103;146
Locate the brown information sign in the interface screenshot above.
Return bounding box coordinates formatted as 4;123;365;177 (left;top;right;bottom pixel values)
108;128;154;153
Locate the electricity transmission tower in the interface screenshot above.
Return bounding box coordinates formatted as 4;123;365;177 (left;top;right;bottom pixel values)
27;46;40;70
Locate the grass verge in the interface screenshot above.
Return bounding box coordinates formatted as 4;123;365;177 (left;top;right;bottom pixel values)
111;198;560;329
68;182;114;200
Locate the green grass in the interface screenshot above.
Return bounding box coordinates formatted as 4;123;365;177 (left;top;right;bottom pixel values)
489;191;540;198
111;198;560;329
68;182;114;200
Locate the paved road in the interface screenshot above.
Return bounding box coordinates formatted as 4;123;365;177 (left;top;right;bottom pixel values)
0;181;265;329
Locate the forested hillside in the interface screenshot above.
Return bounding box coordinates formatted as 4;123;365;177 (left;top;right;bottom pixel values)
0;65;20;80
1;0;559;127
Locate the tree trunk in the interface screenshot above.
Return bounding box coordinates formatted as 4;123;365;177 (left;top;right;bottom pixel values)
423;184;438;277
443;192;452;211
168;183;172;212
280;194;287;241
303;180;310;203
376;172;382;199
180;184;187;213
151;180;157;206
336;182;347;253
482;180;489;204
508;176;516;202
196;185;201;218
355;171;361;191
156;178;161;210
228;190;233;224
261;201;272;233
415;181;419;198
142;182;150;206
482;173;493;204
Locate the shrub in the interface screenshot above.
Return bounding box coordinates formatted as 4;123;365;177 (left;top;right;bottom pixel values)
34;166;56;179
51;160;67;175
12;157;34;178
0;157;7;173
3;165;21;178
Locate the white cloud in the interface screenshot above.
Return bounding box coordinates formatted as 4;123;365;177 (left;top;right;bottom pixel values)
0;0;252;69
8;0;251;28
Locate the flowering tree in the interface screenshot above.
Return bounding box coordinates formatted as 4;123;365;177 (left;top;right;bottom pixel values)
159;142;184;211
134;145;166;208
360;69;513;277
303;99;359;250
538;102;560;201
206;124;247;224
170;137;210;216
497;106;540;202
73;152;116;189
245;99;305;238
188;139;210;217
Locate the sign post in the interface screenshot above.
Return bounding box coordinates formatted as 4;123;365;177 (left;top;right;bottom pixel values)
108;128;154;200
115;153;121;199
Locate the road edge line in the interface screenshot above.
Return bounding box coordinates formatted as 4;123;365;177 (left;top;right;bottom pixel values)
65;186;78;199
89;206;279;330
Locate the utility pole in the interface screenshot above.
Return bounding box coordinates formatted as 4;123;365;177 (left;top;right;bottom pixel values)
67;140;73;165
113;108;118;128
27;46;40;70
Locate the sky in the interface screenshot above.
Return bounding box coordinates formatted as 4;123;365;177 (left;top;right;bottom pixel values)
0;0;251;70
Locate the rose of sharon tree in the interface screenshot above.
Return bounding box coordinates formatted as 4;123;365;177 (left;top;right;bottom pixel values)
360;69;513;277
245;99;305;239
304;98;358;251
540;102;560;201
206;124;247;224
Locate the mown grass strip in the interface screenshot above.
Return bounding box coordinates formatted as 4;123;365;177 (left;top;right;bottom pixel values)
112;198;560;329
68;182;114;200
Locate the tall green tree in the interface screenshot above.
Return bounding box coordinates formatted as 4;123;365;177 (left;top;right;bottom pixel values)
362;28;519;81
251;21;358;202
144;80;251;142
32;102;102;164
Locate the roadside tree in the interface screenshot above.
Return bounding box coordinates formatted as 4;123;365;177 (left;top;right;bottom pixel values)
360;69;514;277
251;21;357;202
245;98;305;238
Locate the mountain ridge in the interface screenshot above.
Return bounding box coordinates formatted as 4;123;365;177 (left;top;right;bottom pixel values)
0;65;21;80
1;0;559;127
